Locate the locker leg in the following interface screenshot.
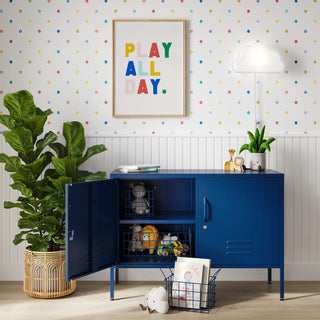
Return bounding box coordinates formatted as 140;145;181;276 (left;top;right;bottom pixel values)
115;267;119;284
280;267;284;300
110;267;115;301
268;268;272;284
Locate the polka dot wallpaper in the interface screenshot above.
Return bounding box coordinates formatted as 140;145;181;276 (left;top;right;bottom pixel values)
0;0;319;136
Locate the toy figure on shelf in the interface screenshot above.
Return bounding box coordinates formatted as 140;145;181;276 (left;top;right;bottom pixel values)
129;224;143;253
173;241;190;256
140;225;159;254
161;233;178;246
224;149;244;172
129;183;150;215
157;244;173;256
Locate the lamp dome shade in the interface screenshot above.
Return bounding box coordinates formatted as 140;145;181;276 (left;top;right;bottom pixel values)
232;44;284;73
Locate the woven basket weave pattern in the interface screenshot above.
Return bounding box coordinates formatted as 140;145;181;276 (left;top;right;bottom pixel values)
24;248;76;298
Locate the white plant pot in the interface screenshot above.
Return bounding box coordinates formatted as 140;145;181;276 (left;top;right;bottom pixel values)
248;153;266;171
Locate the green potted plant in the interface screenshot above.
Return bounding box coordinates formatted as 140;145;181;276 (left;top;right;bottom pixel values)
0;90;107;298
239;126;275;170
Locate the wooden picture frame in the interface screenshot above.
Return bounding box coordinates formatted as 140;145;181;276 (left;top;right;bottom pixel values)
112;20;186;117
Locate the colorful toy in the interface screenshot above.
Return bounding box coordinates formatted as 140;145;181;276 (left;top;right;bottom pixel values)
224;149;244;172
140;225;159;254
173;241;190;256
129;183;150;214
129;224;143;253
139;286;169;314
157;244;174;256
160;233;178;246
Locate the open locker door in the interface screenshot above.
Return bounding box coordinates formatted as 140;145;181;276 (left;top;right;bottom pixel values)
65;179;118;280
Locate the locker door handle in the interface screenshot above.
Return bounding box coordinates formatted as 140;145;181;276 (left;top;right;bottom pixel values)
69;230;74;241
203;197;210;222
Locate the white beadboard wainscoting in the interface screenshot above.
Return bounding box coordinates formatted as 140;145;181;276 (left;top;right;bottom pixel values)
1;135;320;281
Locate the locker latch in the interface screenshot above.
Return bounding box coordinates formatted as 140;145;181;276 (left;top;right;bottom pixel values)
69;230;75;241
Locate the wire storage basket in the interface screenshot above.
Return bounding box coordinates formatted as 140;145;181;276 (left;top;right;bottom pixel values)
121;225;193;261
162;268;221;313
124;186;155;218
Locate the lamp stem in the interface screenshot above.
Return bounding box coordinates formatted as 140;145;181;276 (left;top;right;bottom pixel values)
253;72;257;129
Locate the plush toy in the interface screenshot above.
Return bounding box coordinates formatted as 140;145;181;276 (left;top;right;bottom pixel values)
140;225;159;254
160;233;178;246
139;286;169;314
157;244;174;256
173;241;190;256
129;224;143;253
129;183;150;215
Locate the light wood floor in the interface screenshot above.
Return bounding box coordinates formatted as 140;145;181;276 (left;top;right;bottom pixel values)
1;281;320;320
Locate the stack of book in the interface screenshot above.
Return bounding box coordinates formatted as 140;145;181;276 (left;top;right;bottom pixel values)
117;164;160;173
172;257;211;309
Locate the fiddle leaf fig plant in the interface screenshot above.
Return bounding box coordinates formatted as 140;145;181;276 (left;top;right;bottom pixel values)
0;90;107;252
239;125;275;154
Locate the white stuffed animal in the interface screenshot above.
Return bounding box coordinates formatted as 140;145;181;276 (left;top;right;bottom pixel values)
140;286;169;314
129;183;150;214
161;233;178;246
129;224;143;253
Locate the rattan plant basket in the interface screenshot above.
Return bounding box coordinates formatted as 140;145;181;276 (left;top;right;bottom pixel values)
24;248;76;298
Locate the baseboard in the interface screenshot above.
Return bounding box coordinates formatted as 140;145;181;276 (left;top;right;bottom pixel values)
1;264;319;281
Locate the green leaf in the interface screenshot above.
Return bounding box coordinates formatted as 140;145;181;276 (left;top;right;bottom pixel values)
11;167;35;186
80;144;107;166
55;239;65;245
249;141;258;153
24;115;48;140
30;243;48;252
3;127;34;156
52;157;77;177
254;128;260;142
0;115;15;130
4;201;35;214
13;230;31;245
247;131;256;143
4;90;36;122
26;233;42;244
10;181;33;198
0;153;21;172
49;142;67;159
48;176;72;191
76;171;107;182
258;125;265;147
63;121;85;158
36;107;53;117
18;218;38;229
239;144;249;154
25;152;54;180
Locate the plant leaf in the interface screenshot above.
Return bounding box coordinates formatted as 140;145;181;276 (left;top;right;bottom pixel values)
254;128;260;142
258;125;265;147
249;141;258;153
13;230;31;245
0;153;22;172
3;90;36;122
3;127;34;156
239;144;249;154
76;171;107;182
63;121;85;158
10;181;33;198
18;218;38;229
25;151;54;180
79;144;107;166
4;201;35;214
24;115;48;140
52;157;77;177
48;176;72;191
11;167;35;187
0;115;15;130
30;243;48;252
49;142;67;159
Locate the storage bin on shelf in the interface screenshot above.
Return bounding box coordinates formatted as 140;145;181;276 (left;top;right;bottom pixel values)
124;185;155;218
162;268;221;313
121;224;193;261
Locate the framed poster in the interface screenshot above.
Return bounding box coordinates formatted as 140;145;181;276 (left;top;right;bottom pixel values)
112;20;185;117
